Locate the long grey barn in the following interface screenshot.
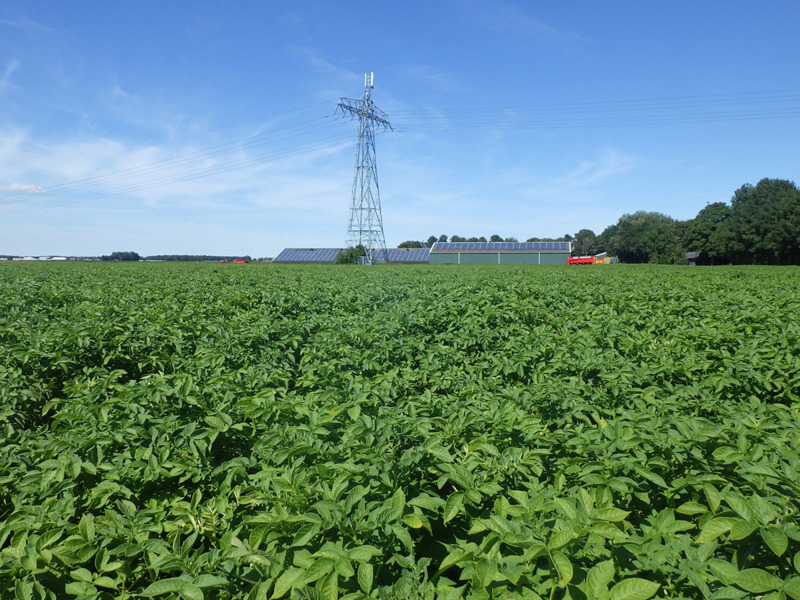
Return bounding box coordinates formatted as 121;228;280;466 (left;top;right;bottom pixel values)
273;242;572;264
430;242;571;264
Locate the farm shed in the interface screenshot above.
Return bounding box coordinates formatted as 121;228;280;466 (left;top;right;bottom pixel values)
273;248;431;264
428;241;572;265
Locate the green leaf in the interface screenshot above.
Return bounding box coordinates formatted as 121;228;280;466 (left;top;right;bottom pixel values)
427;444;454;463
554;497;577;519
291;523;320;547
704;484;721;513
633;466;667;488
318;569;338;600
475;558;497;588
590;521;628;540
94;576;118;589
64;582;96;596
402;514;424;529
585;560;615;599
193;575;228;588
609;578;660;600
729;519;758;541
271;568;304;599
697;517;738;543
548;529;575;551
348;545;381;563
389;488;406;517
761;526;789;557
347;404;360;421
303;558;335;585
70;568;93;583
358;562;373;594
392;524;414;553
732;568;782;593
438;548;472;574
784;577;800;600
676;501;709;515
593;507;630;522
78;514;95;541
708;586;748;599
551;550;572;587
443;492;464;524
141;578;189;596
180;584;204;600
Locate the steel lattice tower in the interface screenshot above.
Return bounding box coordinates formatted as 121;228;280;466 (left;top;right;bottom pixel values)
338;73;392;264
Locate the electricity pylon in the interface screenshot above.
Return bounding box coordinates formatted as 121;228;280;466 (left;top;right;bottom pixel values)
338;72;391;264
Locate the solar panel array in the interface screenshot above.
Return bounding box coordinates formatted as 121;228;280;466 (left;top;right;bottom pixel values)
431;242;571;252
380;248;431;263
272;248;432;263
272;248;342;262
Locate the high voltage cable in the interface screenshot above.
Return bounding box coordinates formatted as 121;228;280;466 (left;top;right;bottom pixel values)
0;129;353;215
0;114;339;205
2;89;798;216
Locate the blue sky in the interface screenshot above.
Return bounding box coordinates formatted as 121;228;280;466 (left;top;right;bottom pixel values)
1;1;798;257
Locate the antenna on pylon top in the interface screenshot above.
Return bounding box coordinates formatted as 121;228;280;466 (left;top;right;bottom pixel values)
337;73;391;265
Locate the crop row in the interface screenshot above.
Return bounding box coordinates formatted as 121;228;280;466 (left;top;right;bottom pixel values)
1;263;799;599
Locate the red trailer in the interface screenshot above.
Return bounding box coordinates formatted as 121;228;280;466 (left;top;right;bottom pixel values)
567;255;596;265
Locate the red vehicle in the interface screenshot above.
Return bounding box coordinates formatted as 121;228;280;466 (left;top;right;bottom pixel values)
567;255;596;265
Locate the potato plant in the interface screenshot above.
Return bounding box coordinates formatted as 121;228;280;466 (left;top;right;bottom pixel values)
1;262;799;600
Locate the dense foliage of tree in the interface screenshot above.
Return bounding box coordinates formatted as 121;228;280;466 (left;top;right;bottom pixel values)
673;179;800;265
101;251;141;262
572;229;598;256
599;211;683;264
334;245;367;264
726;179;800;264
397;241;424;248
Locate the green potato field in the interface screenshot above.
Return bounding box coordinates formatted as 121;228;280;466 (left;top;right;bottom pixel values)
1;262;800;600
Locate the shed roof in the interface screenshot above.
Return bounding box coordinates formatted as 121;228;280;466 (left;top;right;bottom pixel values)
272;248;431;263
431;241;571;253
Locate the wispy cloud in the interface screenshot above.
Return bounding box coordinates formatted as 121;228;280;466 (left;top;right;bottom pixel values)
567;149;637;185
0;59;20;92
395;65;466;94
0;182;46;194
0;16;55;32
451;0;579;45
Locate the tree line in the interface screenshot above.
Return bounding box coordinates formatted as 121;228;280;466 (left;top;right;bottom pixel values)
399;179;800;265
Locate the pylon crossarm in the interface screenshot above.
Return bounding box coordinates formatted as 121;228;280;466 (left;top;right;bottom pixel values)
337;98;392;131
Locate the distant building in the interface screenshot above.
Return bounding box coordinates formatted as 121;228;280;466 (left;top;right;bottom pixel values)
429;241;572;265
272;248;431;264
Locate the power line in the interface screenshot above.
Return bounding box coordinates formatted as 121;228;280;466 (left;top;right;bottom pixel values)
1;88;797;216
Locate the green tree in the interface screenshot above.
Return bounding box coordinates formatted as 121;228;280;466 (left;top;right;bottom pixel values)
335;245;367;264
612;211;681;263
102;251;141;262
398;240;424;248
450;235;466;242
573;229;597;256
426;236;437;248
727;179;800;264
489;234;503;242
684;202;733;264
438;234;448;243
